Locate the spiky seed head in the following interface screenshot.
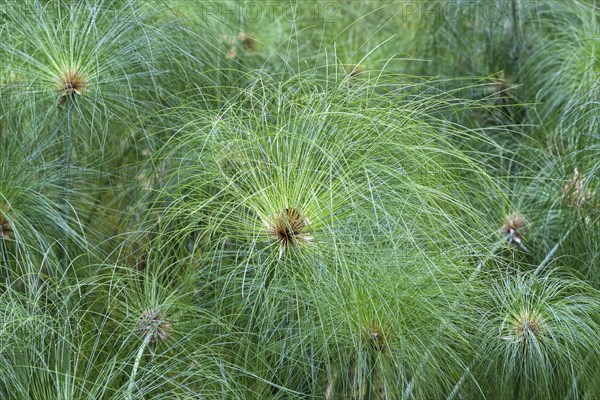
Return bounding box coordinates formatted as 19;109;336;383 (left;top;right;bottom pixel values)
501;213;525;235
226;47;237;59
137;309;172;345
562;167;594;208
503;309;545;342
487;71;513;103
57;67;88;104
501;213;528;249
239;32;257;51
363;322;389;356
0;215;11;239
264;207;313;259
220;33;237;46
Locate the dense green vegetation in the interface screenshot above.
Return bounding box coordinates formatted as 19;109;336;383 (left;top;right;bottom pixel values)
0;1;599;398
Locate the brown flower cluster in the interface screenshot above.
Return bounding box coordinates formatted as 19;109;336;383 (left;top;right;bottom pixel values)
264;207;313;259
137;309;172;345
501;213;528;250
223;31;258;59
0;215;11;239
57;67;88;105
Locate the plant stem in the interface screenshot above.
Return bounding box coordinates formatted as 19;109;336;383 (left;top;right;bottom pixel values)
533;227;573;276
0;239;8;282
127;332;153;400
60;100;73;270
405;240;507;399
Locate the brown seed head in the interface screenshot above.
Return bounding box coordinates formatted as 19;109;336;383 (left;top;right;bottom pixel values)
137;309;172;345
264;207;313;259
507;309;544;342
239;32;257;51
0;215;11;239
501;213;528;250
487;71;513;103
220;33;237;46
57;67;87;103
363;322;389;356
501;213;525;235
226;47;237;59
562;167;594;208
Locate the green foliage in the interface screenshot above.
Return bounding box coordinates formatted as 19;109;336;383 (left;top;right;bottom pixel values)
1;1;599;399
470;271;600;399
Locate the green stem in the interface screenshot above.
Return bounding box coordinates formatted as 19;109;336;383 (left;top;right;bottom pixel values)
533;227;573;276
60;101;73;270
0;238;8;282
407;240;506;399
447;367;470;400
127;332;153;400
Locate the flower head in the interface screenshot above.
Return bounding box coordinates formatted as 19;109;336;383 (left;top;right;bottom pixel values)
360;318;392;357
137;309;172;345
487;71;514;104
562;167;594;208
501;213;528;251
0;216;11;239
57;67;88;104
503;308;544;342
221;32;257;59
263;207;313;259
364;322;389;356
239;32;257;51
